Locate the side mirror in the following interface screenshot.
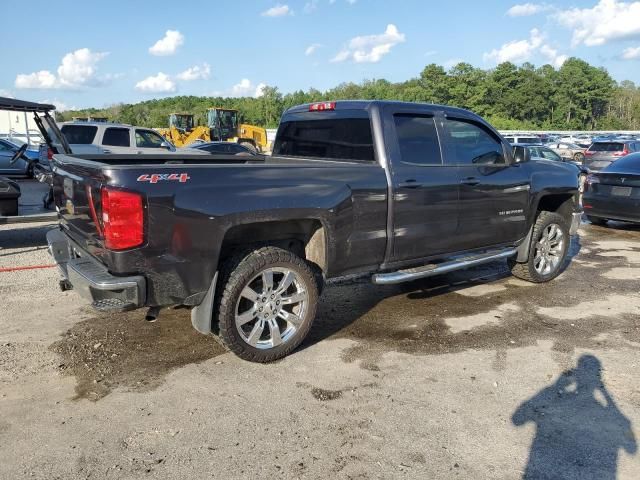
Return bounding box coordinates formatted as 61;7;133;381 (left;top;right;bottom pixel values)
160;141;173;151
512;145;531;164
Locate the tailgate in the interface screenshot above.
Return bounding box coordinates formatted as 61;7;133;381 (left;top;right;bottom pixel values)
51;155;108;252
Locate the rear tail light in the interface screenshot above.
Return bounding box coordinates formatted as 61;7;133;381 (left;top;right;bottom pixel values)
584;150;594;156
101;187;144;250
309;102;336;112
584;174;599;192
613;148;629;157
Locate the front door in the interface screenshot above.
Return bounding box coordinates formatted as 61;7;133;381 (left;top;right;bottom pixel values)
386;107;461;263
441;116;530;250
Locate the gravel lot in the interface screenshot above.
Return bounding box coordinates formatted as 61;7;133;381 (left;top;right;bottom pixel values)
1;220;639;479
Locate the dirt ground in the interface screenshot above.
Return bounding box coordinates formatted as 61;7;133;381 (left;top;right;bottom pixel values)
1;220;639;479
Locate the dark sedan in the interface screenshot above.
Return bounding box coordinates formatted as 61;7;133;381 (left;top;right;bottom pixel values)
583;153;640;225
190;141;257;155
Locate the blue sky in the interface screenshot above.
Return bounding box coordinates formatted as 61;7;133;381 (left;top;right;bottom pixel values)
1;0;640;110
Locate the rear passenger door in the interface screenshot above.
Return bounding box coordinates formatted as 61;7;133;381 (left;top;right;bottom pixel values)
384;106;461;263
101;127;132;154
442;116;530;249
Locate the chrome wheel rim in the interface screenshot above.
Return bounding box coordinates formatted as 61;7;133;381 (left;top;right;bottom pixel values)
235;267;308;350
534;223;565;275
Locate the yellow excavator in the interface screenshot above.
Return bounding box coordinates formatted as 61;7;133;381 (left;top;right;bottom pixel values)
158;108;268;152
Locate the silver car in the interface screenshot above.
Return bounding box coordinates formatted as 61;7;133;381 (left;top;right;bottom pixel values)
548;142;586;163
584;141;640;171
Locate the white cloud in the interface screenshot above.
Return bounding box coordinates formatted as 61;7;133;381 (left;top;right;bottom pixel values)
0;89;14;98
135;73;176;93
331;24;406;63
176;63;211;81
230;79;266;97
15;48;109;90
483;29;545;64
40;98;75;112
305;43;322;56
506;3;551;17
556;0;640;47
539;44;568;67
622;45;640;59
261;4;292;17
483;28;567;67
443;58;464;70
149;30;184;56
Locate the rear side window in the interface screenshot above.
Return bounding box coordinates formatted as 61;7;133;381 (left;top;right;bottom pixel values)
590;142;624;152
102;128;130;147
273;117;374;162
444;118;505;165
393;114;442;166
61;125;98;144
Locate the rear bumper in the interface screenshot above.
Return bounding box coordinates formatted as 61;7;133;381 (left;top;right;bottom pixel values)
583;195;640;223
46;228;146;312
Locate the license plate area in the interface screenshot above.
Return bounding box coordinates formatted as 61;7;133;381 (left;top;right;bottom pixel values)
611;186;632;197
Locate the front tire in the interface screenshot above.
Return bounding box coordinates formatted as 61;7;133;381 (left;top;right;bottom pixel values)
508;211;570;283
215;247;319;362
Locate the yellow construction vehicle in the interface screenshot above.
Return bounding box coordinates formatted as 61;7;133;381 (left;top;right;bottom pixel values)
158;108;268;152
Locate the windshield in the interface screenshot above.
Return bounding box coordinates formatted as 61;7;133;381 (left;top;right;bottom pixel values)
216;110;238;129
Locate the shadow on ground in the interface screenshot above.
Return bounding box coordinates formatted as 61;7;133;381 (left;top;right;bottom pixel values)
513;354;637;479
50;308;226;401
50;225;640;400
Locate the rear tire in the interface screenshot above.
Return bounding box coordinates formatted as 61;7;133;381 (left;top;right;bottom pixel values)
587;215;608;226
239;141;258;154
573;152;584;163
215;246;319;362
508;211;569;283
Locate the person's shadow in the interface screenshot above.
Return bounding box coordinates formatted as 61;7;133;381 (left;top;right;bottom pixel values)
512;355;637;479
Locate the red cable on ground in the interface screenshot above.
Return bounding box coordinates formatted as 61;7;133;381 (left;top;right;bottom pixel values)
0;264;56;273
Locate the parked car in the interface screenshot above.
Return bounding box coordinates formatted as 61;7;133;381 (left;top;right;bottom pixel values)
583;153;640;225
584;140;640;171
503;135;541;145
44;100;582;362
548;142;586;163
59;122;207;155
0;138;39;176
191;141;257;156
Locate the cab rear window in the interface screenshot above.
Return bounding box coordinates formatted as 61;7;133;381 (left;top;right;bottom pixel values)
273;116;374;162
61;125;98;144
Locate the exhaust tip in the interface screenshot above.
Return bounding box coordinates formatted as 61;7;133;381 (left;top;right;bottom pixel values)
145;306;161;322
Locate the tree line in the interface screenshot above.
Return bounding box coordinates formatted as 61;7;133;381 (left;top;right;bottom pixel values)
60;58;640;131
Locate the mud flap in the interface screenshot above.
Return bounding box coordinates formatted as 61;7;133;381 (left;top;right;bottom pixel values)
190;272;218;335
516;227;533;263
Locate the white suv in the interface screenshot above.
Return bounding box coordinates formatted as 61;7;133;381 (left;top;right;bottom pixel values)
59;122;205;155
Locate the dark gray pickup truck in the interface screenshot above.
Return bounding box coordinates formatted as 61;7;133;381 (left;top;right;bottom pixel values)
45;100;583;362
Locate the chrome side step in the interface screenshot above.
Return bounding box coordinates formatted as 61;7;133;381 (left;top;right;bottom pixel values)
372;248;518;285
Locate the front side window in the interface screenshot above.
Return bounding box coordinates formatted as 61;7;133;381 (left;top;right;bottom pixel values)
539;148;562;162
135;130;165;148
102;128;130;147
444;118;505;165
61;125;98;144
273;117;374;162
393;114;442;166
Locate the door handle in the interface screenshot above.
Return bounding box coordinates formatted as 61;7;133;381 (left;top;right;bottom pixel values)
460;177;480;186
398;179;420;189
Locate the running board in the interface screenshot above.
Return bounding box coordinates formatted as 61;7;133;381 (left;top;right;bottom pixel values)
372;248;518;285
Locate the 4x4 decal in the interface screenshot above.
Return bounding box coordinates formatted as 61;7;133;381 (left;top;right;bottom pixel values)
137;173;191;184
